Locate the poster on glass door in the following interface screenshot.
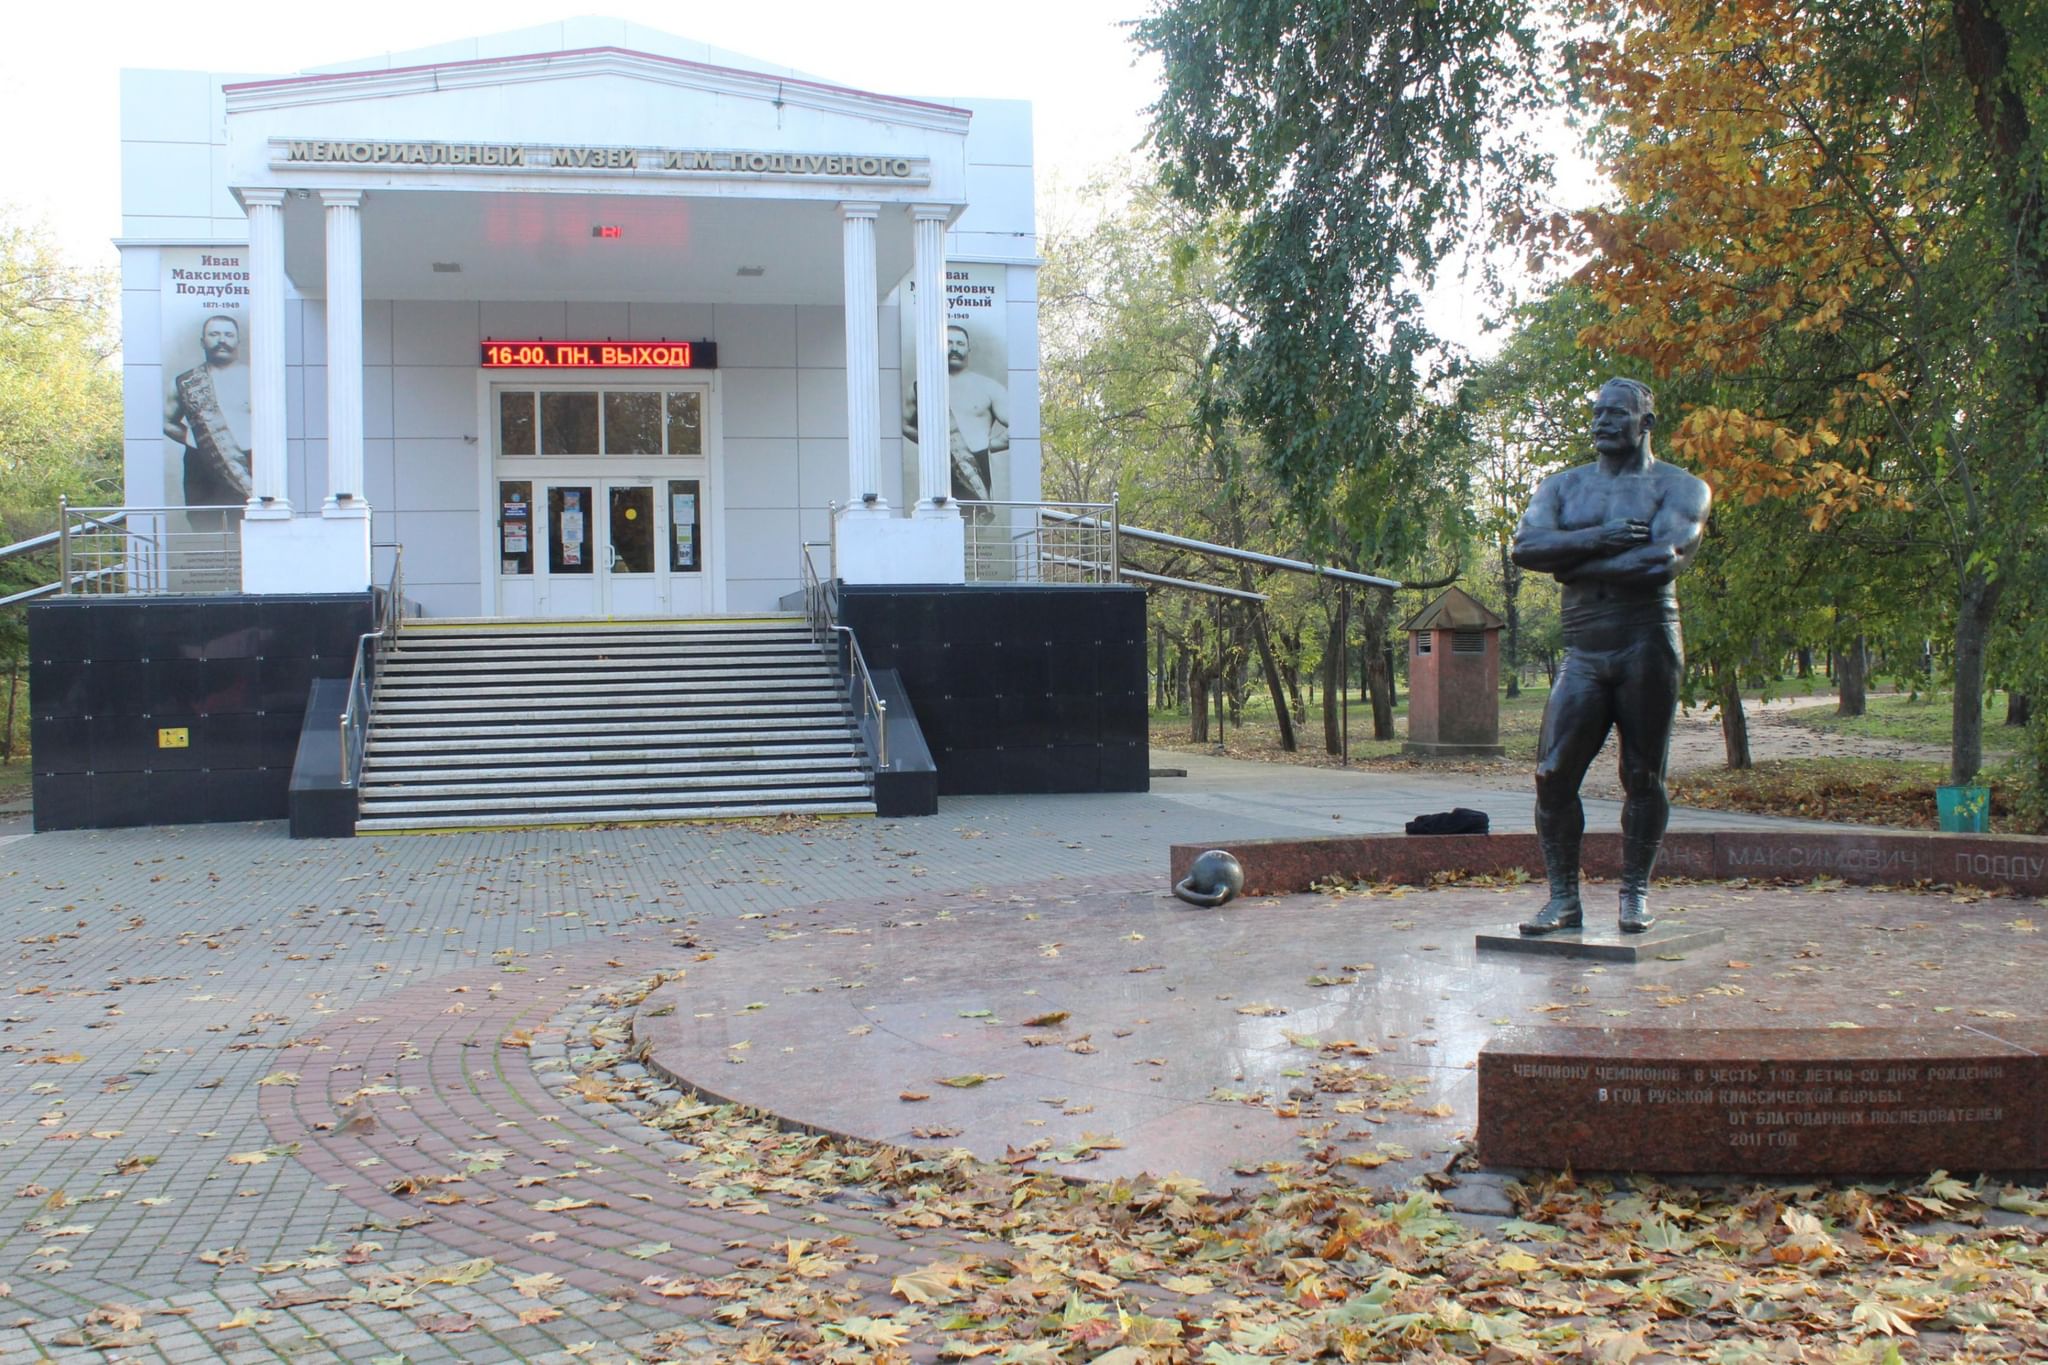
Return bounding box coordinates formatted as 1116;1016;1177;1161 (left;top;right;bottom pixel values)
900;262;1008;510
560;489;585;566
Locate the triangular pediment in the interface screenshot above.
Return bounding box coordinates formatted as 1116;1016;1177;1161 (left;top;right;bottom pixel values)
224;45;968;136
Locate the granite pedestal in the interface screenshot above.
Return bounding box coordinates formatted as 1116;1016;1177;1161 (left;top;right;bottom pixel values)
1475;921;1725;963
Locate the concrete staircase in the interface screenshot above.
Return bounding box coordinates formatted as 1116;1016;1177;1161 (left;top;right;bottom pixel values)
354;616;875;833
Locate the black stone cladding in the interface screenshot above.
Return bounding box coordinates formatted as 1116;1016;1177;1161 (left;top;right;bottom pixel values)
835;584;1149;796
28;594;375;830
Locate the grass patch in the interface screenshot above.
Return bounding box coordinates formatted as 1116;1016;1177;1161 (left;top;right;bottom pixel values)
1149;685;1551;766
0;761;28;805
1670;756;2037;832
1785;690;2017;752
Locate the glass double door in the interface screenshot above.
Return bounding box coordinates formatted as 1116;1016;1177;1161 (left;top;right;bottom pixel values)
498;474;704;617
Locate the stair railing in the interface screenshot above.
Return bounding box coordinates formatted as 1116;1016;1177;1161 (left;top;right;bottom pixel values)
801;531;889;771
339;546;406;791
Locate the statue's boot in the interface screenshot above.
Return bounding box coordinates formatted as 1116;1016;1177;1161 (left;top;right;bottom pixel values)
1519;822;1583;936
1618;833;1658;933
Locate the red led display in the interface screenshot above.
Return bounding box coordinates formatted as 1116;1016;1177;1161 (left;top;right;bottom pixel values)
480;341;715;370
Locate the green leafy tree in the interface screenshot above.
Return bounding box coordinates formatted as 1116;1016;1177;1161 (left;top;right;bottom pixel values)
1039;169;1319;747
0;210;123;758
0;214;122;540
1135;0;1553;566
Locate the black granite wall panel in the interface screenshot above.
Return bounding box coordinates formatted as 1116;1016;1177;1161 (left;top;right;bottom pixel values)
837;584;1148;796
28;594;374;831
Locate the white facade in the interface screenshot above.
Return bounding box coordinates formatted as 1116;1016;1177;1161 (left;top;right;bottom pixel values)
118;18;1040;616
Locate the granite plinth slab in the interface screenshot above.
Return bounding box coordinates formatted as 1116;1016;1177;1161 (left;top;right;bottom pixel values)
1170;830;2048;898
1475;922;1725;962
1479;1024;2047;1174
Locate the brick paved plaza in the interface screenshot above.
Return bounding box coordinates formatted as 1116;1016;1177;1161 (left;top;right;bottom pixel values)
0;757;1840;1362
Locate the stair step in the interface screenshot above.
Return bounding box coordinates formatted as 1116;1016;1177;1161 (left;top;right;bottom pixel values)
382;650;829;671
371;695;846;718
356;798;877;834
362;759;867;796
360;780;873;815
366;739;859;765
380;671;835;695
374;686;841;708
364;715;855;743
398;620;807;641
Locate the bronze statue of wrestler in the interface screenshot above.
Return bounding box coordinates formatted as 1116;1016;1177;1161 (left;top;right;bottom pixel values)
1509;378;1711;934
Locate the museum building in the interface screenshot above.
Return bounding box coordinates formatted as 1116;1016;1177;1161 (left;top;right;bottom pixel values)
28;19;1147;834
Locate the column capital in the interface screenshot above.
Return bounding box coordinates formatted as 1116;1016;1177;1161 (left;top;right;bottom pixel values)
320;189;366;209
909;203;954;223
240;187;287;210
839;200;881;221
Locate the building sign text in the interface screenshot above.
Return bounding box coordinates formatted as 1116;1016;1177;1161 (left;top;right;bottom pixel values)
276;140;927;183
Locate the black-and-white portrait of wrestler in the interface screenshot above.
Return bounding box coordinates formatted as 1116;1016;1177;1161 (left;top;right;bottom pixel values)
903;323;1010;503
163;312;253;523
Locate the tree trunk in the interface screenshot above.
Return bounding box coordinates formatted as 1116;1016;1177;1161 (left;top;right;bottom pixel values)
1188;664;1211;742
1154;624;1168;711
1836;635;1867;717
2008;692;2031;727
1281;625;1307;724
1322;594;1349;754
1363;588;1396;741
1796;647;1812;678
1242;571;1297;752
1718;667;1752;770
1;660;17;764
1951;574;2003;785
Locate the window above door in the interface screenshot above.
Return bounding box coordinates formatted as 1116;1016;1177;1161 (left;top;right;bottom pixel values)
498;387;703;457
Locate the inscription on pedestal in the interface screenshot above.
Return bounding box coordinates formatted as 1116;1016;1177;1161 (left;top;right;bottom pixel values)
1170;830;2048;899
1479;1027;2045;1174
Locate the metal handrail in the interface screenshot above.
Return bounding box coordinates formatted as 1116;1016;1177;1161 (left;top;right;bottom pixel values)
1040;508;1400;588
955;498;1122;585
0;524;72;565
801;529;889;771
53;502;244;597
339;546;405;789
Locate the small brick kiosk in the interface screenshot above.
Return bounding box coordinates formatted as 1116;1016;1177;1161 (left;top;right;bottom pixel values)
1403;587;1506;758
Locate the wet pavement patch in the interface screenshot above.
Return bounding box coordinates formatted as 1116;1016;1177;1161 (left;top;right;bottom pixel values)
635;878;2048;1191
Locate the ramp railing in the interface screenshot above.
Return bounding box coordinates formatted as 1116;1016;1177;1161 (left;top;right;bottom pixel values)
801;533;889;771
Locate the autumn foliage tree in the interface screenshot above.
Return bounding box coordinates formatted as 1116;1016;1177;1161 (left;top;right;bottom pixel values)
1566;0;2048;787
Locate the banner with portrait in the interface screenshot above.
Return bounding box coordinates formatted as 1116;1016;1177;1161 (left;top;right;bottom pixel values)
899;262;1009;509
159;248;254;528
152;248;252;588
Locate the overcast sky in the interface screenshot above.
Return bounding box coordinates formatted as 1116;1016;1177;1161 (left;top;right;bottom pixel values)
5;0;1160;266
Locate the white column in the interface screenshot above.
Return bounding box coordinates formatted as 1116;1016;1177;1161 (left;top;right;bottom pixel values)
321;190;367;517
839;202;885;512
240;187;373;594
909;205;955;517
242;189;290;518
